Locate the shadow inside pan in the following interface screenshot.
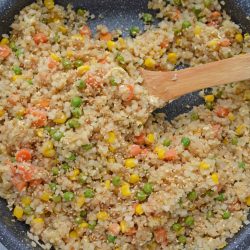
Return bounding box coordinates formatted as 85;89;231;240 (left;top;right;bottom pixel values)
0;0;249;249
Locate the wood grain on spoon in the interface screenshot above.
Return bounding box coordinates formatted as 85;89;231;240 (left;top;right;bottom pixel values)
141;53;250;102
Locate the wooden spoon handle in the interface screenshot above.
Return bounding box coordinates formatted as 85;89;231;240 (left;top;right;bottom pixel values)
142;53;250;101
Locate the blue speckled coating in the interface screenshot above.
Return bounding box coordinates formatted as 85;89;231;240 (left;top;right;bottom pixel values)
0;0;249;249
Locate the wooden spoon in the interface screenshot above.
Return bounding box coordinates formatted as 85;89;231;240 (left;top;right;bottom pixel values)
141;53;250;101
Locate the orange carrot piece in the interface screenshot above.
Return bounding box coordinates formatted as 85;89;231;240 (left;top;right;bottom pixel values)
164;149;177;161
108;223;120;235
210;11;221;20
29;179;42;187
80;25;92;37
11;175;27;192
16;149;32;162
33;32;48;45
37;98;50;108
219;38;231;47
134;134;145;145
27;108;48;127
154;227;168;246
48;58;58;69
215;106;229;117
160;39;169;49
99;32;112;41
0;45;11;59
126;85;134;102
129;144;143;157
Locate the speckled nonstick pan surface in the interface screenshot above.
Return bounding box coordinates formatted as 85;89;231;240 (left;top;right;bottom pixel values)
0;0;249;249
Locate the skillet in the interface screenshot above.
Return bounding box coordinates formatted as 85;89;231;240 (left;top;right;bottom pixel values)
0;0;249;249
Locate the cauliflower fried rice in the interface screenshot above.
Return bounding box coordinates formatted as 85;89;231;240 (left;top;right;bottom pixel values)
0;0;249;249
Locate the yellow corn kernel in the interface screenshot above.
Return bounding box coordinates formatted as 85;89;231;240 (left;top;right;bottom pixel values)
50;53;61;62
43;148;56;158
146;241;158;250
223;138;228;144
76;195;85;208
125;158;137;168
32;217;44;224
144;57;156;69
107;131;116;144
79;221;88;228
71;34;84;41
235;124;245;136
36;128;44;138
109;145;116;153
13;206;23;219
146;133;155;144
59;25;68;34
0;37;9;45
115;248;121;250
244;90;250;101
78;65;90;75
167;52;177;64
199;161;210;170
194;25;202;36
107;40;116;51
42;140;54;149
96;211;109;221
129;174;140;184
207;39;219;50
66;50;73;58
0;107;5;117
235;33;243;43
12;75;23;82
120;220;127;233
16;107;26;117
105;180;111;189
69;230;78;238
107;158;115;163
121;183;131;197
135;204;144;215
228;112;235;121
21;196;31;206
204;94;214;103
44;0;54;10
175;38;181;46
42;141;56;158
154;147;165;160
118;37;126;49
53;112;67;124
69;169;80;181
246;196;250;206
40;192;51;202
211;172;219;185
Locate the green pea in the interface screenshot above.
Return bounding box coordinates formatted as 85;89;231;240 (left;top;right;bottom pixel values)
78;173;87;184
163;139;171;147
205;102;214;110
67;118;80;128
10;42;17;51
185;216;194;226
192;7;202;18
215;90;223;98
27;79;33;85
142;13;153;24
62;59;72;70
52;130;64;141
82;144;93;151
77;80;86;89
74;60;84;68
222;210;231;219
71;107;82;118
174;29;182;35
75;217;83;224
23;206;32;215
116;54;125;64
173;0;182;6
204;0;212;8
238;162;245;169
112;176;121;187
62;163;70;172
214;193;225;202
190;112;199;121
15;48;24;58
52;167;59;176
80;210;87;218
206;210;214;219
49;183;57;191
143;183;153;195
110;78;118;86
84;188;95;198
63;191;75;201
231;137;238;145
182;21;192;29
187;191;197;201
54;32;60;43
129;26;140;37
68;153;76;161
107;234;116;243
12;66;22;75
136;190;147;202
172;223;182;232
88;220;97;230
181;137;190;148
77;8;86;16
71;96;83;107
178;235;187;244
206;189;214;197
52;195;62;203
